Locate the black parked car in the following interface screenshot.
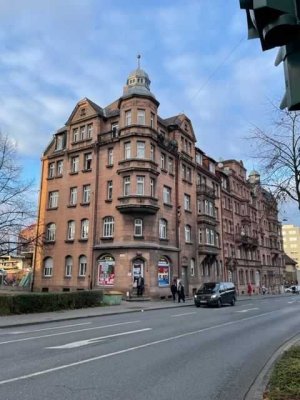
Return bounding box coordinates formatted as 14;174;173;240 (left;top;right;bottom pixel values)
194;282;236;307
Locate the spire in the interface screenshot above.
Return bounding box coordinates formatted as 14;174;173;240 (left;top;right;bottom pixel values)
137;54;141;69
122;56;156;99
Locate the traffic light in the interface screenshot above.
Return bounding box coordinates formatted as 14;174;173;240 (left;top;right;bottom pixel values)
275;42;300;110
240;0;300;50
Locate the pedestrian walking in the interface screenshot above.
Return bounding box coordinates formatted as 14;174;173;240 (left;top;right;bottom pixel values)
137;275;144;296
177;280;185;303
247;283;252;296
170;279;177;302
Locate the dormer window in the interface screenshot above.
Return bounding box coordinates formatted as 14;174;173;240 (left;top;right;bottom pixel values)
196;153;203;165
55;134;65;151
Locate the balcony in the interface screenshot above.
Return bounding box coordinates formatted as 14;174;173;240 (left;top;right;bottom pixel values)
117;159;159;175
235;234;258;247
196;184;216;199
116;196;159;214
198;244;220;256
197;213;217;226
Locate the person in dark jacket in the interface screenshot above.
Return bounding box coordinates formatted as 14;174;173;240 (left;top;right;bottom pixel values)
137;275;144;296
177;280;185;303
170;279;177;302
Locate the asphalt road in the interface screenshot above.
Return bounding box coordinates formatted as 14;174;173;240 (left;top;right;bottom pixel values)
0;296;299;400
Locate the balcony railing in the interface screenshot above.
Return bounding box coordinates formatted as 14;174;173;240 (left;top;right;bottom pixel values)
196;184;216;198
198;244;220;255
235;234;259;247
116;196;159;214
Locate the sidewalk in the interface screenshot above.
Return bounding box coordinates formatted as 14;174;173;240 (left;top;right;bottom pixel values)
0;293;288;328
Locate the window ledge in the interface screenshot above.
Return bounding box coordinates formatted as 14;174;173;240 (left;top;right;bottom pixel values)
67;204;77;208
163;203;173;208
100;237;114;241
82;169;92;173
80;202;90;207
134;235;144;240
77;276;86;280
44;240;56;245
159;238;169;242
105;199;113;203
106;164;114;168
161;168;168;173
65;239;74;243
78;238;88;242
69;171;79;176
47;207;58;211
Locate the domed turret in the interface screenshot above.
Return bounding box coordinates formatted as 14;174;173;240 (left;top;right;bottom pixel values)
122;55;156;99
248;170;260;184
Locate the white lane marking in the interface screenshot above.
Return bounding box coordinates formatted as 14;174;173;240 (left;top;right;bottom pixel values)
288;301;296;304
0;310;278;386
236;308;259;313
46;328;152;349
0;321;140;345
241;303;253;307
171;312;197;317
3;322;92;335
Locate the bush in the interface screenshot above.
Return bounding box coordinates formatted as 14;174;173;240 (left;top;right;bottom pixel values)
0;290;104;315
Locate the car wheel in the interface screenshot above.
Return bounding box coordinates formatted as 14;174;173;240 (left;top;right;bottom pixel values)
217;299;222;308
231;297;235;306
195;303;200;308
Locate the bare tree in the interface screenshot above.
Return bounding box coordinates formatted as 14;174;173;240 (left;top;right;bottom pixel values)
247;107;300;209
0;132;36;256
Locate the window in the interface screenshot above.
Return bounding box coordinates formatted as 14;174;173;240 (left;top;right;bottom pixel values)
71;156;79;173
123;176;131;196
150;178;155;197
190;259;195;277
48;163;55;178
79;126;85;140
124;142;131;159
163;186;171;204
81;219;89;239
125;110;132;126
46;223;56;241
84;153;92;170
57;160;63;176
73;128;79;142
150;112;155;128
196;153;202;165
107;148;113;165
134;218;143;236
159;219;167;239
111;123;118;137
198;229;203;244
55;134;65;151
160;153;166;170
185;225;191;243
82;184;91;204
65;256;72;277
137;109;145;125
107;180;113;200
67;220;75;240
186;167;192;182
150;144;155;161
137;141;145;158
103;216;114;238
136;176;144;195
69;187;77;206
79;255;87;277
87;124;93;139
44;257;53;277
184;194;191;211
48;191;59;209
168;157;174;174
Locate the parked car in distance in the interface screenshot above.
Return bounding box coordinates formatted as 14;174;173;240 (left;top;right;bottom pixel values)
194;282;236;308
284;285;300;294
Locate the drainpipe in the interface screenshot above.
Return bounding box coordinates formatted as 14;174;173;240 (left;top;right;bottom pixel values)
91;139;100;290
175;154;180;280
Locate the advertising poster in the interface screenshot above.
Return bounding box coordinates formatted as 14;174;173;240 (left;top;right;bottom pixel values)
98;257;115;286
158;258;170;287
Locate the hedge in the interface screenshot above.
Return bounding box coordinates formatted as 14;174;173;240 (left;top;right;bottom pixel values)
0;290;104;315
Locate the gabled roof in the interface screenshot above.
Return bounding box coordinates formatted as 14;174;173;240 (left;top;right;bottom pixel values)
65;97;104;125
284;254;297;265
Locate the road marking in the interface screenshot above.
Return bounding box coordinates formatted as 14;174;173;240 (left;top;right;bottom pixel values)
3;322;92;335
0;310;278;386
236;308;259;313
0;321;140;345
46;328;152;349
241;303;253;307
171;312;197;317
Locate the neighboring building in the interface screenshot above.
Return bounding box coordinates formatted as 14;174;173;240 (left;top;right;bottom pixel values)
284;254;298;284
282;224;300;283
33;63;284;296
218;163;284;294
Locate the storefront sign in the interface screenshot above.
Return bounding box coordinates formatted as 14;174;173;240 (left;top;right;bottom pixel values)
158;258;170;287
98;257;115;286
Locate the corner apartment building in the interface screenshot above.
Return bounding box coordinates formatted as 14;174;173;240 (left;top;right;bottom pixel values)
33;66;223;297
33;64;283;296
218;162;284;294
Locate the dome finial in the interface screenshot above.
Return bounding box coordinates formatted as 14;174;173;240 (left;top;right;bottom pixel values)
137;54;141;69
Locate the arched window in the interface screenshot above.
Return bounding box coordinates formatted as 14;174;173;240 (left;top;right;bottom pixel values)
46;223;56;241
44;257;53;277
98;255;115;286
65;256;72;277
159;219;167;239
103;216;114;237
79;255;87;277
81;219;89;239
67;220;75;240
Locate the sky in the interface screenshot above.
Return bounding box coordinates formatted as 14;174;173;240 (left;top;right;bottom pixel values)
0;0;299;224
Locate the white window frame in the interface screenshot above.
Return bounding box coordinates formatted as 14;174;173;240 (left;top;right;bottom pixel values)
81;219;89;239
123;176;131;196
71;156;79;173
185;225;191;243
184;194;191;211
150;144;155;161
44;257;53;277
73;128;79;142
107;180;113;200
84;153;92;170
87;124;93;139
159;219;167;239
137;141;145;158
137;109;145;125
108;148;113;165
67;220;75;240
150;178;155;197
69;187;77;206
48;191;58;209
46;223;56;241
79;126;85;140
79;255;87;277
82;184;91;204
48;162;55;178
160;153;166;170
65;256;72;277
103;216;114;238
134;218;143;236
163;186;171;204
136;176;145;195
57;160;63;176
124;142;131;159
125;110;132;126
